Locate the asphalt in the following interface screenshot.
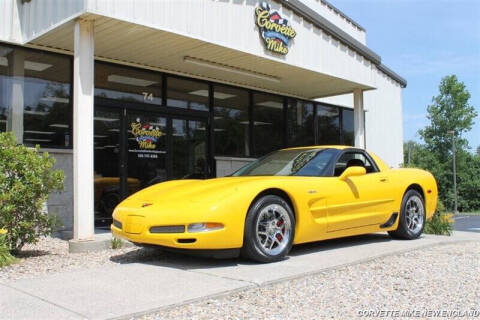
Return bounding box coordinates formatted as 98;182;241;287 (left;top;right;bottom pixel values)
1;231;480;320
454;215;480;233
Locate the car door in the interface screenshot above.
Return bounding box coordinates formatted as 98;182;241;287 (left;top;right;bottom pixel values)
326;150;396;232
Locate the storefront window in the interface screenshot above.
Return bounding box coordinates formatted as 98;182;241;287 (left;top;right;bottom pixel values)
342;108;354;146
213;85;250;157
317;104;340;145
166;77;208;111
253;93;284;156
95;62;162;105
0;45;72;148
286;99;314;147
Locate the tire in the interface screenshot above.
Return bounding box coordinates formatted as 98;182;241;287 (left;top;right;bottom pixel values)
241;195;295;263
388;189;425;239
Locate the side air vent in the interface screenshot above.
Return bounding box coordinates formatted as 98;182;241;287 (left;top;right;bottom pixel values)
113;219;122;230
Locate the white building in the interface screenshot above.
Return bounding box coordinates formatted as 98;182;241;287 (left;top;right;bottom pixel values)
0;0;405;242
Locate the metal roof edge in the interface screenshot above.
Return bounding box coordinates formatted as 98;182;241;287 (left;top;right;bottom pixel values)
378;63;407;88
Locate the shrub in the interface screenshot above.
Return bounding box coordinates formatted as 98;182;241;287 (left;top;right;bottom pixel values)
0;229;16;267
424;201;454;236
0;132;64;253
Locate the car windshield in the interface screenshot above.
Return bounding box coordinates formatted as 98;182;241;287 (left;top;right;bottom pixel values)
232;148;337;177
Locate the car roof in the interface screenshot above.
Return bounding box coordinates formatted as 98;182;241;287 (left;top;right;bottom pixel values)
282;145;351;151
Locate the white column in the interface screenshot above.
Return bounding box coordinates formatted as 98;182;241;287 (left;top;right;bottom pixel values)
6;50;24;143
73;19;95;241
353;89;365;149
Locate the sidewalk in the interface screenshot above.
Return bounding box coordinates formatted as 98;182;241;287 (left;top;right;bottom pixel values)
1;231;479;320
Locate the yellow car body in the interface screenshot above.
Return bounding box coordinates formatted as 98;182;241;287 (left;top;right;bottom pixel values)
112;146;437;256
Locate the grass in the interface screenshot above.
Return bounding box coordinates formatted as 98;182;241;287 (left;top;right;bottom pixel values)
455;211;480;216
424;213;454;236
111;237;123;250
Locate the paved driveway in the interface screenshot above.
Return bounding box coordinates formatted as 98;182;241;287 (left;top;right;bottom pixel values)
1;231;479;320
454;215;480;233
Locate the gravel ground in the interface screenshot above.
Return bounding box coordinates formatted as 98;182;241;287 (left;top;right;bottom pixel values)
0;237;162;282
137;242;480;320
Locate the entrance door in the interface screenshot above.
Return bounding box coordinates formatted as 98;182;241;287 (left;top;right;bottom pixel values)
94;106;208;227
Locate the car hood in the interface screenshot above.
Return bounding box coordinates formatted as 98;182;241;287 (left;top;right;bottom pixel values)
125;176;267;204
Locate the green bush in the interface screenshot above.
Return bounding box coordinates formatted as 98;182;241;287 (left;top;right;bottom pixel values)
0;229;16;267
424;201;454;236
0;132;64;253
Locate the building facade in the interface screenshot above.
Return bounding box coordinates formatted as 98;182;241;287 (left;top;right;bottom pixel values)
0;0;406;240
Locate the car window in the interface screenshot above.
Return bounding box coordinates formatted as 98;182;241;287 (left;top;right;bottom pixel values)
334;152;376;176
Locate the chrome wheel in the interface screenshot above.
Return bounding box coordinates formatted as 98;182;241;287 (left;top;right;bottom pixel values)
255;204;292;256
405;195;424;234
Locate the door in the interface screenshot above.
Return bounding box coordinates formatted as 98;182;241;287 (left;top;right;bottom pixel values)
326;150;396;232
93;107;122;226
94;105;208;227
171;118;207;179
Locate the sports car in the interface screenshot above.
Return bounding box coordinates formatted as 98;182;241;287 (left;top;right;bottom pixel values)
111;146;438;262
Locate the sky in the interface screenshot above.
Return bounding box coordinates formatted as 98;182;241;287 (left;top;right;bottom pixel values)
332;0;480;151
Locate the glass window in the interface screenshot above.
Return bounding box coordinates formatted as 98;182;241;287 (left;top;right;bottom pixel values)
286;99;314;147
232;148;337;177
213;85;250;157
317;104;340;145
95;62;162;105
0;45;72;148
166;77;208;111
342;108;354;146
334;151;377;176
253;93;284;156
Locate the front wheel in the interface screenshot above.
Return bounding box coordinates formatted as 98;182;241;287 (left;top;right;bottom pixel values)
241;195;295;263
389;190;425;239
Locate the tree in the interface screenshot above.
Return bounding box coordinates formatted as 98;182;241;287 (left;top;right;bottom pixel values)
419;75;477;158
411;75;478;211
477;145;480;156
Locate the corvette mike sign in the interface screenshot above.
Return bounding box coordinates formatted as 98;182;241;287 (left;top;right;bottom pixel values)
255;2;296;55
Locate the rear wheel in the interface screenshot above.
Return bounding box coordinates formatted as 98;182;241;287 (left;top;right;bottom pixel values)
389;190;425;239
241;195;295;263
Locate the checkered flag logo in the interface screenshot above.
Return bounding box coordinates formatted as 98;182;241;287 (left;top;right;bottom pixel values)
260;1;270;11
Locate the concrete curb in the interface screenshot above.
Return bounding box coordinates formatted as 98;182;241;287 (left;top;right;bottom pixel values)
68;234;134;253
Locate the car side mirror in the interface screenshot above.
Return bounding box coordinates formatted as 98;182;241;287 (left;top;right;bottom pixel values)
339;166;366;181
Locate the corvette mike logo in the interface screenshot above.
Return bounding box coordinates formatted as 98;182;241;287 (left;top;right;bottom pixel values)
255;2;296;55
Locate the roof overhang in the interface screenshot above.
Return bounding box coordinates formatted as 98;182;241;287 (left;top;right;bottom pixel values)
26;14;374;99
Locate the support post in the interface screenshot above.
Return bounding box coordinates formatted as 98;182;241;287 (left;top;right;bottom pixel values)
6;50;24;143
73;19;95;241
353;89;365;149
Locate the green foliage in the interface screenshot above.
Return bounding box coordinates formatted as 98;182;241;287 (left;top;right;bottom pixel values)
424;202;453;236
0;132;64;253
111;237;123;250
0;230;16;267
406;75;479;212
419;75;477;159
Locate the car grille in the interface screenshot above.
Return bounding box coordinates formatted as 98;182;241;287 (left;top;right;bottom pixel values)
150;225;185;233
113;219;122;230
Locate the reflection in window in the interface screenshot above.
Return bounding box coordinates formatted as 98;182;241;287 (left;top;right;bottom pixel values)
342;108;354;146
95;62;162;105
0;45;72;148
167;77;208;111
286;99;314;147
213;85;250;157
253;93;284;156
317;104;340;145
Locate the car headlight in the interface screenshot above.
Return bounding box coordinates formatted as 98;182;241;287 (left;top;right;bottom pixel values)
187;223;224;233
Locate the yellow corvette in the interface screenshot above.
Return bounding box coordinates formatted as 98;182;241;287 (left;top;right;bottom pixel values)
111;146;437;262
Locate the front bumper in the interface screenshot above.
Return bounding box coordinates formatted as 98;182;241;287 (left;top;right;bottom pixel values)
111;214;242;250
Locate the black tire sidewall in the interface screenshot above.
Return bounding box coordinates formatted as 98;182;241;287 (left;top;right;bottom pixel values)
398;190;426;239
243;195;295;263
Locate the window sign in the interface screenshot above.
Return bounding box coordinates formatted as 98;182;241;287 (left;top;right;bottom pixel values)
255;2;296;55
